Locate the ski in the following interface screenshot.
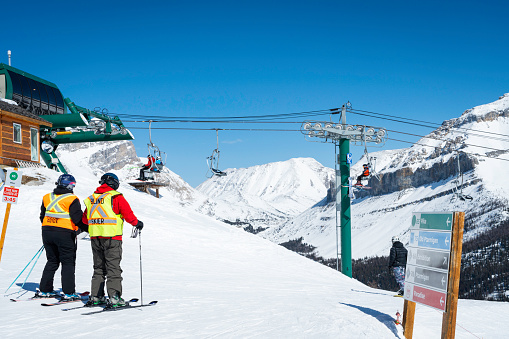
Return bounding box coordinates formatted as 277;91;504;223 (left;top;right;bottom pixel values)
394;294;404;298
41;292;90;306
62;298;139;311
10;295;59;302
82;300;158;315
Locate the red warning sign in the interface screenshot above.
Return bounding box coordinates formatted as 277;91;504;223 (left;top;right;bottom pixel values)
2;187;19;204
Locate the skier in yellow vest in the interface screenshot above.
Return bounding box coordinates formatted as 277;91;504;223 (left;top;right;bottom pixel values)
82;173;143;308
38;174;87;300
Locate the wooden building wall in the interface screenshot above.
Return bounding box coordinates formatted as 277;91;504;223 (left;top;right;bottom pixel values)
0;110;42;167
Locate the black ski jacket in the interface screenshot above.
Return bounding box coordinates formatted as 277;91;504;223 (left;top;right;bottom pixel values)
388;241;407;268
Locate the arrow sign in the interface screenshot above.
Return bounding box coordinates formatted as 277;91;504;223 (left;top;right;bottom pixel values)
410;230;452;251
405;265;449;291
407;247;450;270
411;212;453;231
405;282;447;312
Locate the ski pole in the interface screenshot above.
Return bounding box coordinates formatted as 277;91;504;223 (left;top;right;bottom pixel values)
18;246;45;294
139;231;143;305
4;245;44;293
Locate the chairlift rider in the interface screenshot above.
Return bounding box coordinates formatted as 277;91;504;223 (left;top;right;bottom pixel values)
355;164;370;186
138;154;156;181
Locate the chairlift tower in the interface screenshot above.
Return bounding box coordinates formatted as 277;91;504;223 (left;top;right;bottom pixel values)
301;104;387;277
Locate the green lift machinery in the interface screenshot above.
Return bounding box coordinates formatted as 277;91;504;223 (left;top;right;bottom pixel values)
0;63;133;173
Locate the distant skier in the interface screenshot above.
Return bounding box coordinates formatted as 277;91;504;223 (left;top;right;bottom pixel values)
82;172;144;308
388;236;407;296
38;174;88;300
355;164;370;186
138;154;155;181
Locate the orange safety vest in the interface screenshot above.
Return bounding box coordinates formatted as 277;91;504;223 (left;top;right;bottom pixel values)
42;193;79;231
363;167;370;176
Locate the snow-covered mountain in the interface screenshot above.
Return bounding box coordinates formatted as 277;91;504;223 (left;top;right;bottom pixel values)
52;93;509;264
193;158;334;231
261;93;509;259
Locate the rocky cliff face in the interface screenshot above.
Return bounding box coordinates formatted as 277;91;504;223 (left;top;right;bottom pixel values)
366;155;478;196
57;140;140;172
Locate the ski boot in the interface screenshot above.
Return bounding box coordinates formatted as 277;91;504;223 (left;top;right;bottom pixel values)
61;293;81;301
85;296;107;307
35;290;59;299
108;295;129;308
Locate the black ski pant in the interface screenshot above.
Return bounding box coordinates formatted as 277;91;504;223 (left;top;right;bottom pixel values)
90;238;123;298
39;230;77;295
139;166;150;180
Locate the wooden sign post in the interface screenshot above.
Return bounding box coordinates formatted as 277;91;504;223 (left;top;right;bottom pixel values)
0;168;22;263
441;212;465;338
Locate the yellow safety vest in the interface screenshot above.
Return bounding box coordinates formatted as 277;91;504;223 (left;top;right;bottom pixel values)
84;191;124;237
42;193;79;231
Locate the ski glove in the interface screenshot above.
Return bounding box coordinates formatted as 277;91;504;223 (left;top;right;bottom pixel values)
136;220;144;230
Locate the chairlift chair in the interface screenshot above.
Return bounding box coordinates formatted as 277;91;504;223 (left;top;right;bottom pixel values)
206;130;227;177
452;153;473;202
142;120;168;180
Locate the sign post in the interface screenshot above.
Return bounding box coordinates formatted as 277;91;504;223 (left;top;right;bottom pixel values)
441;212;464;338
402;211;464;339
0;168;22;263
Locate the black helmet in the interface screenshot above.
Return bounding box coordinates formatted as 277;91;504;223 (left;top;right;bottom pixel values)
56;174;76;190
99;172;120;190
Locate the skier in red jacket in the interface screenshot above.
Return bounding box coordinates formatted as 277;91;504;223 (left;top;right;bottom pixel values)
82;173;143;308
138;155;155;181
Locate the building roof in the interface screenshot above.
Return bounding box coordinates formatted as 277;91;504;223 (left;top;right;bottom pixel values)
0;100;51;124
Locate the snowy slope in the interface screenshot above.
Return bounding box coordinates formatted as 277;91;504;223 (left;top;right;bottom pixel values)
1;166;508;338
262;94;509;259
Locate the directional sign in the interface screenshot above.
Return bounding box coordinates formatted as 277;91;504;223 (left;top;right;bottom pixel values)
405;265;448;291
411;212;453;231
404;282;447;312
5;170;22;188
409;230;451;251
407;247;449;270
405;211;454;312
2;187;19;204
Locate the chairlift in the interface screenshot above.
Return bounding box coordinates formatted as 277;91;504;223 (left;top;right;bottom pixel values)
452;153;473;202
362;135;380;181
206;129;227;177
141;121;167;181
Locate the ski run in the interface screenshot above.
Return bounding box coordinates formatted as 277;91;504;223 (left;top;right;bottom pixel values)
0;152;508;338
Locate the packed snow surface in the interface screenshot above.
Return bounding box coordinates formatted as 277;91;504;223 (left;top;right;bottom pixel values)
1;164;508;338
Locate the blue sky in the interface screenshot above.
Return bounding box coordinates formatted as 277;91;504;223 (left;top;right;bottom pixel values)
3;1;508;186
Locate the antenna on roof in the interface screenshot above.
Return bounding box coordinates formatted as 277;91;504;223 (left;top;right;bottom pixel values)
7;50;11;66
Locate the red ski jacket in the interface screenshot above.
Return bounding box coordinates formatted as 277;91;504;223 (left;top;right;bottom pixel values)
144;156;155;168
82;184;139;240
